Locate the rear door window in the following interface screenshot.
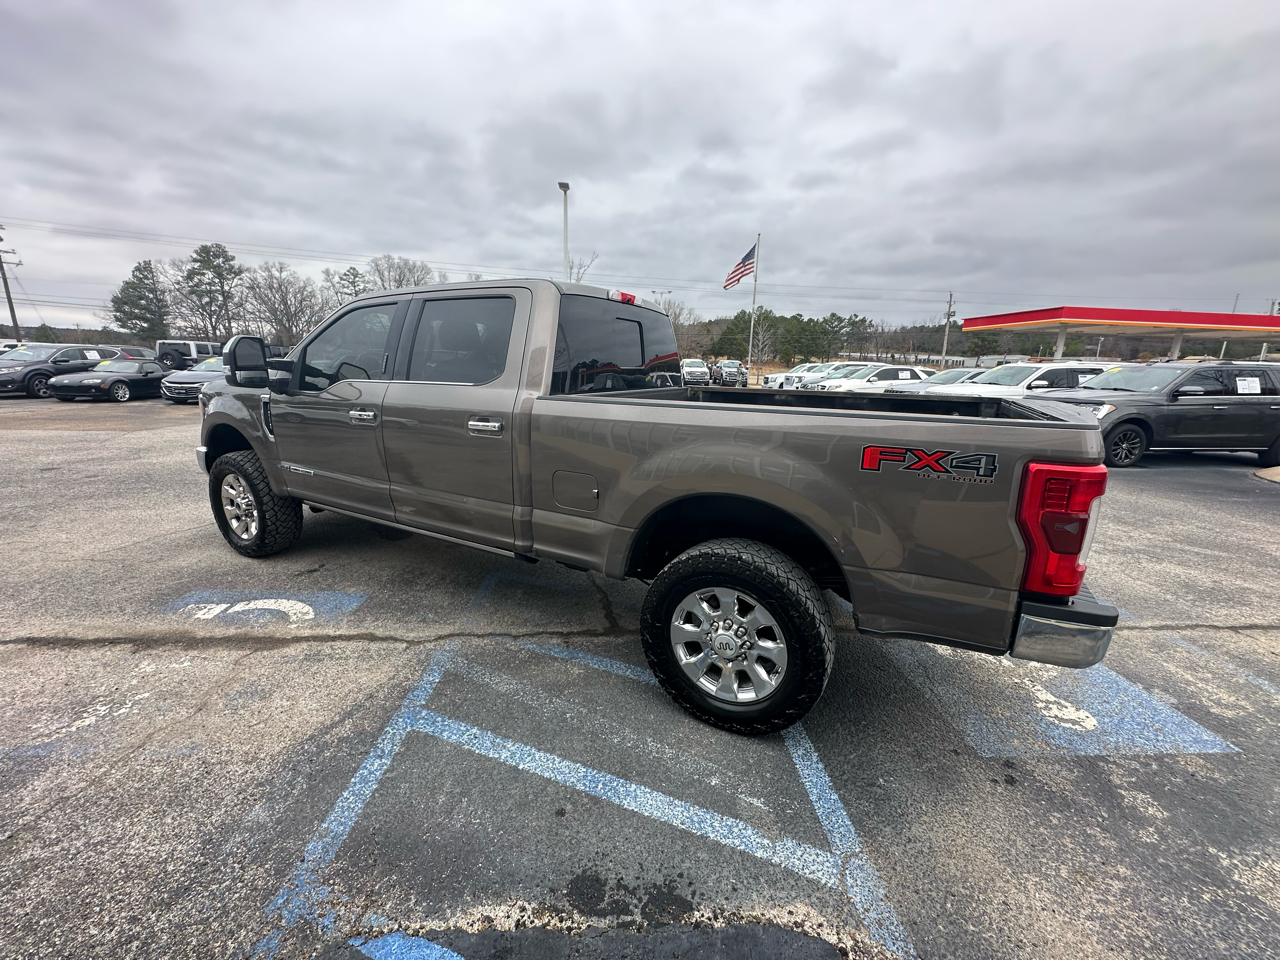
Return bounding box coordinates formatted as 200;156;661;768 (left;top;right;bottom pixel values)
1039;368;1078;388
552;295;680;394
1229;369;1279;396
407;297;516;384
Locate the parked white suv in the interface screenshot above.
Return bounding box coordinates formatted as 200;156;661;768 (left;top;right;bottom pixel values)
928;362;1110;398
820;365;933;392
156;339;223;370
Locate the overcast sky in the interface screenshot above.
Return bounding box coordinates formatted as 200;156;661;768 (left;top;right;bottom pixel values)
1;0;1277;329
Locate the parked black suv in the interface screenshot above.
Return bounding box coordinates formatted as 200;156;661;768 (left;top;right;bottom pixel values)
0;344;121;398
1045;361;1280;467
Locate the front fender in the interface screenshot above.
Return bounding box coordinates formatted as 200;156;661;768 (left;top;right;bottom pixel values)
199;385;289;495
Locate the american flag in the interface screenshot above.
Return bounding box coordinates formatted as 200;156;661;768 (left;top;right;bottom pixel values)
723;243;757;290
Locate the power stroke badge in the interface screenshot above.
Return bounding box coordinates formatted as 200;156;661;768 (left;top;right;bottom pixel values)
860;445;999;483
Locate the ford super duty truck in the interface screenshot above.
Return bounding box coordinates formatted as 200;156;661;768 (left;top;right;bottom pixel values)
197;279;1118;733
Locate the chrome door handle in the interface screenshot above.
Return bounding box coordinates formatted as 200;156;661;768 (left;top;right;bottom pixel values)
348;409;378;422
1212;405;1228;410
467;418;503;434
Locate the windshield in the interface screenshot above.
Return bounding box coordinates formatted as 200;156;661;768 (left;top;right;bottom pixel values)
806;363;837;374
193;358;224;371
842;367;878;381
788;363;813;373
0;346;57;362
822;364;869;380
94;360;140;373
1080;365;1187;392
682;360;706;368
971;364;1039;386
926;367;975;384
720;360;740;368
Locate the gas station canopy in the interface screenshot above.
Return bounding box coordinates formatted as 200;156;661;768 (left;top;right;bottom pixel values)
962;305;1280;358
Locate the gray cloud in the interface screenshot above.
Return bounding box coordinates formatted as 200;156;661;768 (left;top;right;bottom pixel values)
1;0;1278;326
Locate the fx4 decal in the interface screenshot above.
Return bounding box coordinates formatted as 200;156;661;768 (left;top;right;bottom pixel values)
861;445;999;482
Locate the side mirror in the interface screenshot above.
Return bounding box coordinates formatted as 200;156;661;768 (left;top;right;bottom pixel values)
266;357;294;394
224;335;269;389
1174;384;1205;398
53;357;71;364
1029;379;1050;389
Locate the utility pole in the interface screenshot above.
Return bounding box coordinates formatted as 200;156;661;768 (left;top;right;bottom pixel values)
558;183;570;280
0;229;21;341
746;234;761;385
939;292;955;367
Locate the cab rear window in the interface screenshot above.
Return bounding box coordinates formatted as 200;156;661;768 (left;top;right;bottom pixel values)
551;295;680;394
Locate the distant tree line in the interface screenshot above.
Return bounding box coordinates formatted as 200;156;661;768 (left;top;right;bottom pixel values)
106;245;457;345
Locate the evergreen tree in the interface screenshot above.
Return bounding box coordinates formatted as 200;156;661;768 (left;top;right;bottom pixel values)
109;260;171;341
166;244;246;341
31;323;60;343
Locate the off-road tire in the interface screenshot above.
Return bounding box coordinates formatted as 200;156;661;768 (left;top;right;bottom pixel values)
640;538;835;734
1260;436;1280;469
1104;422;1147;468
25;373;51;398
159;352;180;369
209;450;303;558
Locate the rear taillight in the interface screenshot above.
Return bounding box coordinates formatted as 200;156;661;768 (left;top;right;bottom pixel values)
1017;462;1108;596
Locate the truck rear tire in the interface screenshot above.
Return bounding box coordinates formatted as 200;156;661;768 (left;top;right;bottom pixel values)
209;450;303;557
640;538;834;734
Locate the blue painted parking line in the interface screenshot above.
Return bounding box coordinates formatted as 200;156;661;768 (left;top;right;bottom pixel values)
1164;633;1280;697
251;644;459;959
253;634;918;959
409;708;845;887
351;929;464;960
882;641;1237;757
169;590;368;627
783;725;914;958
519;641;658;684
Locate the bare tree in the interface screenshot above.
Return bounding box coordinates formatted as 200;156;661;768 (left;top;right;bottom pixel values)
244;262;326;345
365;254;436;291
466;272;484;282
751;308;780;363
570;252;598;282
658;296;712;356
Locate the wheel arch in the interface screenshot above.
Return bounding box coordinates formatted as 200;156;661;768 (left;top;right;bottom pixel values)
202;422;256;472
623;493;850;601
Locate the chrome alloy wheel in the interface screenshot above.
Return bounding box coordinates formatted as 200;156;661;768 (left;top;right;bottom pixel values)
220;472;260;541
111;382;130;401
670;587;788;703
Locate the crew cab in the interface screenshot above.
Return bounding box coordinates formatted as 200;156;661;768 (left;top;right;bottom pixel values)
198;280;1118;733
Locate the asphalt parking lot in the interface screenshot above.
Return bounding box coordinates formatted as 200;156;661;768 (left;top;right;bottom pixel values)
2;395;1278;960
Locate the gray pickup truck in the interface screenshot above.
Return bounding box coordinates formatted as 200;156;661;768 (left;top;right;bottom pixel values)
198;279;1118;733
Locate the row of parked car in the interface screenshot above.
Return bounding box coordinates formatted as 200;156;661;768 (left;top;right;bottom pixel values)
763;357;1280;469
0;340;229;403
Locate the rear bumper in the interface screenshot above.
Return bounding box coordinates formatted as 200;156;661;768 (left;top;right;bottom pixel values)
1010;592;1118;668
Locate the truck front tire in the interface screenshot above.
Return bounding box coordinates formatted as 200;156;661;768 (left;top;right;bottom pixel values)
209;450;303;557
640;538;834;734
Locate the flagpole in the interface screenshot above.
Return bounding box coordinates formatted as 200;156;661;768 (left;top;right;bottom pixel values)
747;233;760;385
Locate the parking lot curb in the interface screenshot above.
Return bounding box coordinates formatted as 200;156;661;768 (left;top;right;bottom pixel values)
1255;466;1280;484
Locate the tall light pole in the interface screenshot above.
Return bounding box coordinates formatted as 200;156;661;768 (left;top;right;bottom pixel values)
558;182;570;280
940;291;955;368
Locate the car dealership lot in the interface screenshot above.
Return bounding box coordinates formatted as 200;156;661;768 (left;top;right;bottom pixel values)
1;398;1278;960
